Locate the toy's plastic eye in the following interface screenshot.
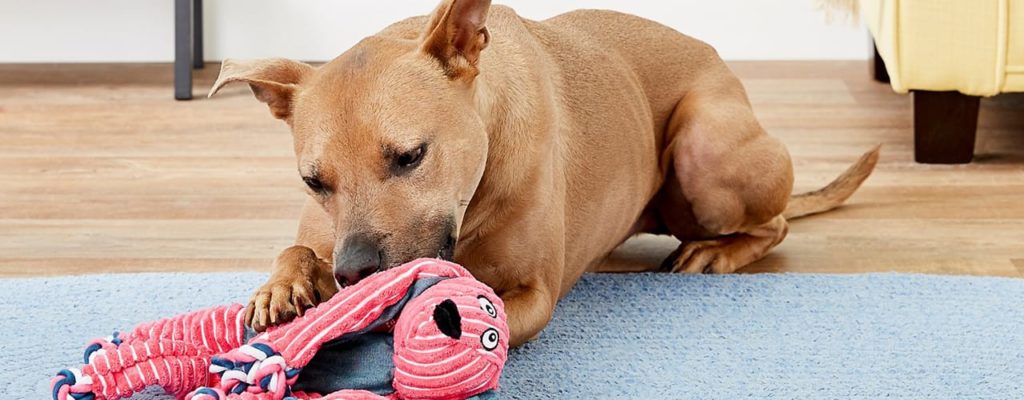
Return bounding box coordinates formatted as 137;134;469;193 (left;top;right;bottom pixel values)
478;296;497;318
480;328;499;351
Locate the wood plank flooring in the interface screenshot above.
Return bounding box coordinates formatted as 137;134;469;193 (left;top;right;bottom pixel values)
1;61;1022;277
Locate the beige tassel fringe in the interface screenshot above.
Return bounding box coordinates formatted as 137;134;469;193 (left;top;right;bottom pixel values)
815;0;860;25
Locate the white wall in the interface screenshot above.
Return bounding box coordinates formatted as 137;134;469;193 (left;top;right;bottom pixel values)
0;1;869;63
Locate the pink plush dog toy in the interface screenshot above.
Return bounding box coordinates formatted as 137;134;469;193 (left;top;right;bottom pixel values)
51;259;509;400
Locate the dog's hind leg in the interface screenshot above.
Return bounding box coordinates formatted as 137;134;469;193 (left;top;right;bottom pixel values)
651;70;879;274
654;78;795;274
661;215;789;274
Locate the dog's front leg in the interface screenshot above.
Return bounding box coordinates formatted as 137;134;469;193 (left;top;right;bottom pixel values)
458;201;566;347
501;283;557;347
456;239;561;346
246;245;339;332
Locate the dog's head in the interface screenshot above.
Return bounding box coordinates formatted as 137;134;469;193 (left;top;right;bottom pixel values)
210;0;493;285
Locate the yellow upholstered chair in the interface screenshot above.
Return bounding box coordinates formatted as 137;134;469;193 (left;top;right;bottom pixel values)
861;0;1024;163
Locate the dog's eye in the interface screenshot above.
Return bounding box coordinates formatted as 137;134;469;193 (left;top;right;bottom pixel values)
303;176;326;194
480;328;499;351
395;144;427;171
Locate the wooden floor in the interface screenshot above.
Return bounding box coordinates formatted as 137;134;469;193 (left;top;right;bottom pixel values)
1;61;1022;278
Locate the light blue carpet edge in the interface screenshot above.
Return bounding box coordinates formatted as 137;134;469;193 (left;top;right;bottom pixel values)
3;272;1022;399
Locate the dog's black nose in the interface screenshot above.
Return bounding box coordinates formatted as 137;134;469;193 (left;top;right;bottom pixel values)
333;234;382;286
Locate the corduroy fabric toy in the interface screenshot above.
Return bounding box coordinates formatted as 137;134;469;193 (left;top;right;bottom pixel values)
51;258;509;400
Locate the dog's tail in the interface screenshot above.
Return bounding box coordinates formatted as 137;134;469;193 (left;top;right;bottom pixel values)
783;145;881;220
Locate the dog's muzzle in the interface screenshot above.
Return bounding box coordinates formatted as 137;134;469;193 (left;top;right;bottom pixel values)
332;222;457;287
333;234;382;286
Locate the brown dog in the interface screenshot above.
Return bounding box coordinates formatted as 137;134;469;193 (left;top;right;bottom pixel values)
209;0;878;347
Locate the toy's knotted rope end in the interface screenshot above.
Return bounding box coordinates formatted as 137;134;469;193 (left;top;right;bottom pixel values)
210;343;299;398
83;331;122;364
51;368;95;400
186;386;227;400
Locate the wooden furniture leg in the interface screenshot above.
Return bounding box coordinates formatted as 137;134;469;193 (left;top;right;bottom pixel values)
913;91;981;164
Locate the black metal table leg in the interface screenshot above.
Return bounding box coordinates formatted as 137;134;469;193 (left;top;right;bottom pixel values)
174;0;193;100
192;0;204;69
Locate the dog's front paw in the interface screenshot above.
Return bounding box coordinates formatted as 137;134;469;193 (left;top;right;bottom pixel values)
245;246;338;332
245;277;315;332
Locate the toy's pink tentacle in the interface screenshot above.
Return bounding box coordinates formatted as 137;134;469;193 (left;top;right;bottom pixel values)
52;339;212;400
314;389;393;400
54;304;247;400
268;259;469;364
121;304;247;354
185;388;388;399
210;259;471;398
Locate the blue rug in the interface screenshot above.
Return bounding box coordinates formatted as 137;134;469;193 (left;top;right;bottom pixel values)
3;272;1022;399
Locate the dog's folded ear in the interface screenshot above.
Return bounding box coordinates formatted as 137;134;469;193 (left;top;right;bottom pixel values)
208;58;315;122
420;0;492;81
